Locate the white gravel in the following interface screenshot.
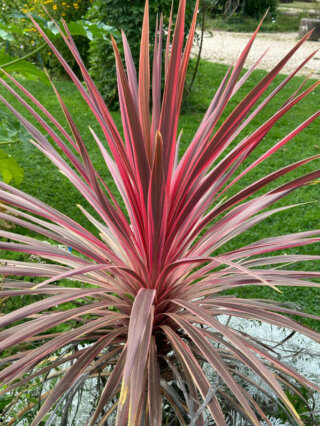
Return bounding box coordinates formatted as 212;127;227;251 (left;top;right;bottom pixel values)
194;31;320;77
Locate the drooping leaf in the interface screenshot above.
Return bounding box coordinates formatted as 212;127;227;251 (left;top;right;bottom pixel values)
0;29;15;41
0;149;23;185
0;49;49;85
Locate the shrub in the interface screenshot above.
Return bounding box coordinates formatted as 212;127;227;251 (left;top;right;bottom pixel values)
0;0;40;60
39;0;92;77
0;0;320;423
209;0;278;19
243;0;278;18
86;0;196;107
1;0;92;77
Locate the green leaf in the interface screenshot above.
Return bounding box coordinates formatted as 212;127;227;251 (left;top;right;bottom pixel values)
81;20;121;39
0;29;15;41
0;22;26;35
0;393;13;411
0;50;49;85
0;109;31;147
41;19;120;41
62;21;88;38
0;150;24;185
0;49;19;64
46;21;60;36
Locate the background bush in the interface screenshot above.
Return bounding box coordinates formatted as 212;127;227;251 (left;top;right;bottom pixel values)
209;0;278;18
0;0;37;60
243;0;278;17
28;0;92;77
86;0;196;107
0;0;92;77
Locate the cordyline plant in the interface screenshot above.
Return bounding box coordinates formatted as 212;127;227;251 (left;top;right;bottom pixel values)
0;0;320;424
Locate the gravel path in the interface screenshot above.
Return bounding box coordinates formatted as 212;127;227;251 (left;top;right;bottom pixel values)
194;31;320;77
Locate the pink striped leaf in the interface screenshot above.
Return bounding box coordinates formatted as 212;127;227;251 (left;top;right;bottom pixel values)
116;289;155;425
32;329;124;426
0;1;319;423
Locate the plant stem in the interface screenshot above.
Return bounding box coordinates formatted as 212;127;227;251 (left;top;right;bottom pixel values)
0;43;47;69
186;0;205;96
0;140;19;145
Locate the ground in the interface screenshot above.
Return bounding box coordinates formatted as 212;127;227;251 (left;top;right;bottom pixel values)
193;31;320;78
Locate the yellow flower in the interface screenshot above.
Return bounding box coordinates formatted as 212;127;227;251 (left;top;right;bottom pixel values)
62;12;66;16
48;52;52;55
53;4;57;9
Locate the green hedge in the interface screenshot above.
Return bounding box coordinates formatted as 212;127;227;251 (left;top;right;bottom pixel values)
243;0;278;17
209;0;278;18
86;0;196;107
0;0;92;77
40;0;93;78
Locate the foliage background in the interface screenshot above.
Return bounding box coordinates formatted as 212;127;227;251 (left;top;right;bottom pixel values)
209;0;278;18
0;0;92;76
86;0;196;106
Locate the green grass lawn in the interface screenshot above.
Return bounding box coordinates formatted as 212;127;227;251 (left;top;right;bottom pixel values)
206;1;319;33
1;58;320;329
279;2;320;12
205;13;305;33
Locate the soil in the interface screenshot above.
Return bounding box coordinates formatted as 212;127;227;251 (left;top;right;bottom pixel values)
193;31;320;78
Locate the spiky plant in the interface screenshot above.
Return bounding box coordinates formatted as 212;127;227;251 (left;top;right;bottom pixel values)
0;1;320;424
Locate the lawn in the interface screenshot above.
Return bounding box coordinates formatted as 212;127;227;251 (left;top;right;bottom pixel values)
206;13;305;33
206;1;319;33
279;2;320;12
1;58;320;329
